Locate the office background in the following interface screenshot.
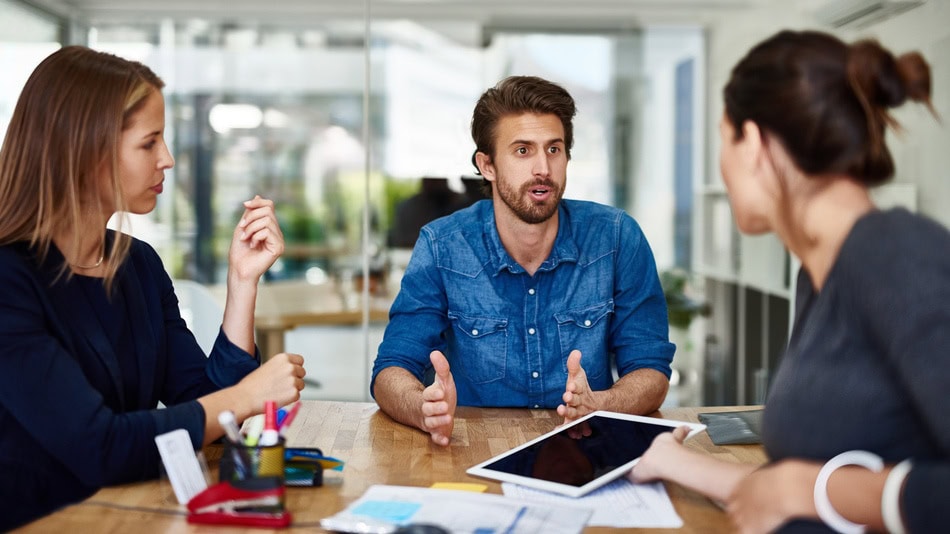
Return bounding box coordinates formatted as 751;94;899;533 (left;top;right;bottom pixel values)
2;0;948;406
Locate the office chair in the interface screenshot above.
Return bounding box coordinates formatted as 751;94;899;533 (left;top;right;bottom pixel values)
173;279;224;355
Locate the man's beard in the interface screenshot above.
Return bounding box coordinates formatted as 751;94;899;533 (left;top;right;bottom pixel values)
496;177;563;224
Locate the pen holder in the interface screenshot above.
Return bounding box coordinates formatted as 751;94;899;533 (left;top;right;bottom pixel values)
220;438;285;482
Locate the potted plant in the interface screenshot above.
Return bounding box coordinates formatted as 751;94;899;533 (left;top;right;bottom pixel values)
660;268;710;330
660;268;711;405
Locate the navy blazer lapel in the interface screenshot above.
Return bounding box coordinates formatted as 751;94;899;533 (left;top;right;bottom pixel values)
116;250;159;410
39;248;127;412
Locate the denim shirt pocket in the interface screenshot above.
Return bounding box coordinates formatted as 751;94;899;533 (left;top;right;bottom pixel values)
554;300;614;381
447;311;508;384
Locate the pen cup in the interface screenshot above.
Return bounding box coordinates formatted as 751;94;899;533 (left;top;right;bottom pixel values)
220;438;285;482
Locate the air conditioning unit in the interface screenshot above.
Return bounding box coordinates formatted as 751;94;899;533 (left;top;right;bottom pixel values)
815;0;924;28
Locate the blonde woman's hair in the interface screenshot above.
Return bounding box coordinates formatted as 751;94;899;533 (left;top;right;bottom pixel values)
0;46;165;292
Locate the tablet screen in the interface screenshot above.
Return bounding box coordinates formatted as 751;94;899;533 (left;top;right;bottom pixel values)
467;411;705;497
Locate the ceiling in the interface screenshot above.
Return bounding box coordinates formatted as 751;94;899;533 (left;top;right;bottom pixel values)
18;0;913;49
23;0;780;29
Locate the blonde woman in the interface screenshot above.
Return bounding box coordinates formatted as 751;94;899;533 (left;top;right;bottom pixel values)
0;46;306;528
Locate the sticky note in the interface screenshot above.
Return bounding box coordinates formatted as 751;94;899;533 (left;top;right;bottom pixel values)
430;482;488;492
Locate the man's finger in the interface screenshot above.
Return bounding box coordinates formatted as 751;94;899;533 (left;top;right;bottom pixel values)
430;350;451;383
566;350;582;376
421;401;446;417
422;383;444;402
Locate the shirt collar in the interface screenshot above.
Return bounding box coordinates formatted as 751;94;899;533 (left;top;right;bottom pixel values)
483;201;580;276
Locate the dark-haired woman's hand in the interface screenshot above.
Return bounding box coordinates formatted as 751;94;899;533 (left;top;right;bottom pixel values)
628;425;690;483
727;460;816;534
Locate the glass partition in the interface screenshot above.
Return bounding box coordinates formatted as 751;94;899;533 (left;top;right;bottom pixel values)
0;0;61;148
1;2;704;403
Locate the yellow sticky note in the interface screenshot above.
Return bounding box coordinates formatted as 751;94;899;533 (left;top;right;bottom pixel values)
430;482;488;493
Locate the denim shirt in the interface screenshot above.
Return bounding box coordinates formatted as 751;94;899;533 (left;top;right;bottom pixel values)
372;199;673;408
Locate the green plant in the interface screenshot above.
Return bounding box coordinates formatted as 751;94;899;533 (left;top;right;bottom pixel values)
660;268;711;329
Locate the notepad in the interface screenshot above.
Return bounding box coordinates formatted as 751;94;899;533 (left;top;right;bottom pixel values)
155;429;208;504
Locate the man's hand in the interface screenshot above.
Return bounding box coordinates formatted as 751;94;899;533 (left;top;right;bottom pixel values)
557;350;603;423
421;350;457;446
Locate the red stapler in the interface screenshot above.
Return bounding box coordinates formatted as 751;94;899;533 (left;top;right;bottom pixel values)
187;475;292;528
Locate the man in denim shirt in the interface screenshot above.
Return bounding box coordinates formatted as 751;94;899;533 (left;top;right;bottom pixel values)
372;76;674;446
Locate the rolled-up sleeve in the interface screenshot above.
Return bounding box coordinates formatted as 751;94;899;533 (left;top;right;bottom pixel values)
610;215;674;378
371;228;451;397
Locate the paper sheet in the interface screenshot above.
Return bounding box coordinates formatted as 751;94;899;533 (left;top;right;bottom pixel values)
321;484;591;534
502;477;683;528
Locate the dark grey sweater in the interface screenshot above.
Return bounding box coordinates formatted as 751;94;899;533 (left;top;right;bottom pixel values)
762;208;950;533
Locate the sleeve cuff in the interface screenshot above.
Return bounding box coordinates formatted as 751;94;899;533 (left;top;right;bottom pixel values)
902;461;950;533
151;400;206;449
206;327;261;388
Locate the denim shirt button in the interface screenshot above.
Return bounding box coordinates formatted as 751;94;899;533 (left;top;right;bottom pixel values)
532;371;539;378
584;319;592;327
528;328;536;335
471;329;478;335
528;288;536;295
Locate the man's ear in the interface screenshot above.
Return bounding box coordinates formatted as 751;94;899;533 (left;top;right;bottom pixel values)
474;152;495;182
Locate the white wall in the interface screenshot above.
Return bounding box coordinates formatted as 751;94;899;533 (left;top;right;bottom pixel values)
849;0;950;228
704;1;950;227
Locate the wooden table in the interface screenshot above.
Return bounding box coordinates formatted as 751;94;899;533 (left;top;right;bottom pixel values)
19;403;767;533
210;280;392;358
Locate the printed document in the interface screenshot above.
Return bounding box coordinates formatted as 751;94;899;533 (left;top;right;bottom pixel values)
321;484;591;534
503;477;683;528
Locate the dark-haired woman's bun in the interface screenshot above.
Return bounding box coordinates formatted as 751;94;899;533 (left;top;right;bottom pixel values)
896;52;932;105
848;40;905;109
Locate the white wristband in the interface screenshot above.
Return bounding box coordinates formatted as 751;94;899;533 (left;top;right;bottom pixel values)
814;450;884;534
881;459;912;534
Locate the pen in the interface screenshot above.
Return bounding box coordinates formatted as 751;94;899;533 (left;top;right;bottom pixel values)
243;414;265;446
218;410;244;445
277;402;301;438
218;410;251;479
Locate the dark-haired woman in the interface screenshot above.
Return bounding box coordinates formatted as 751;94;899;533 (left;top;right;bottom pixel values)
0;46;307;529
631;30;948;533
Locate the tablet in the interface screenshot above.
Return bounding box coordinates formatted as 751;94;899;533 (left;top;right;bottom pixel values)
466;411;705;498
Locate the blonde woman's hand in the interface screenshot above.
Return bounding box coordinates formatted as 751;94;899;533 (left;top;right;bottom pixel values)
228;195;284;282
238;352;306;409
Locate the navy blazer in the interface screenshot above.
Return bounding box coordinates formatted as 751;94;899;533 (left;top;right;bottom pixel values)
0;233;260;529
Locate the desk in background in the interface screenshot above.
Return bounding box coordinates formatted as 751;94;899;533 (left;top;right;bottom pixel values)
210;280;392;358
20;403;766;533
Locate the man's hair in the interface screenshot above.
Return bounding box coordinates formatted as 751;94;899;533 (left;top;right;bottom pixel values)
470;76;576;192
